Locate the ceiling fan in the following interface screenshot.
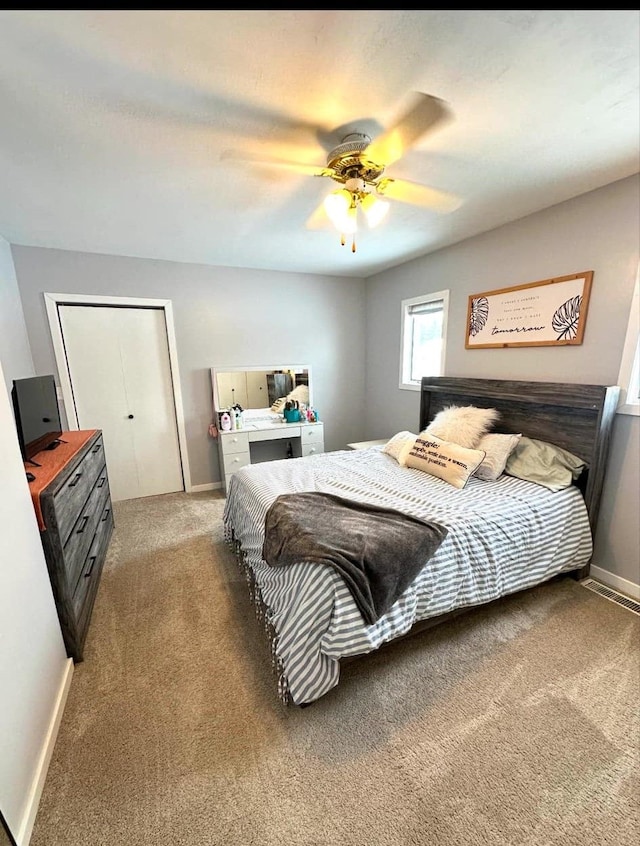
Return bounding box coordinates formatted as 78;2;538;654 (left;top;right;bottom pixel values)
225;92;462;252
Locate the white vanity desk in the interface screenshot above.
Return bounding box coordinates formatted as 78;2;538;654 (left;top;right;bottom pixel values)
218;419;324;493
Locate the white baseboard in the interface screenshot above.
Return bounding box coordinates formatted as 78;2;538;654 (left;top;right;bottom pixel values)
589;565;640;601
17;658;74;846
189;481;222;493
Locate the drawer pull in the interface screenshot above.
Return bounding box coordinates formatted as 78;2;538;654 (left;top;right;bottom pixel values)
68;472;83;487
97;476;106;488
91;444;102;454
101;508;111;523
76;515;90;534
84;555;97;578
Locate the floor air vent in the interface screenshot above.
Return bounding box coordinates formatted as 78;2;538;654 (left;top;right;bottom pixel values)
581;579;640;616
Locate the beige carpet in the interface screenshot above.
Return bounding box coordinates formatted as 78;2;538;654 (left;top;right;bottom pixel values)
30;491;640;846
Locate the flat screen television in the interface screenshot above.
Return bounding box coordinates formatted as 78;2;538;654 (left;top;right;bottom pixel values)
11;374;63;463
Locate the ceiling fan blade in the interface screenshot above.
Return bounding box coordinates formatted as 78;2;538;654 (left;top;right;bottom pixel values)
367;92;453;167
221;149;330;178
305;200;331;231
377;177;462;214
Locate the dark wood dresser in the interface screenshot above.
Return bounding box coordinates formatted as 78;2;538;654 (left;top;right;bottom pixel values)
27;429;114;662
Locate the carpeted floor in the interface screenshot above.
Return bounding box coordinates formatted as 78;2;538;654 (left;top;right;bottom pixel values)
29;491;640;846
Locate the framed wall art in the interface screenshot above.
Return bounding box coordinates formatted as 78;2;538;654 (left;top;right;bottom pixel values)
466;271;593;349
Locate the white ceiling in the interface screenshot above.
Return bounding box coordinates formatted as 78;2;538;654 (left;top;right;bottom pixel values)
0;10;638;280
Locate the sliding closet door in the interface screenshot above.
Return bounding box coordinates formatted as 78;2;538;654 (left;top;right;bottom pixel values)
58;305;184;502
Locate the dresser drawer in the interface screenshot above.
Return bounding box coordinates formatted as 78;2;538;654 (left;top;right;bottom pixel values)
73;501;114;627
62;468;110;593
221;432;249;454
53;435;106;543
223;451;251;476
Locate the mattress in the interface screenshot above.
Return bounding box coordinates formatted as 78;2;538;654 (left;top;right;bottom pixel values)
223;446;593;705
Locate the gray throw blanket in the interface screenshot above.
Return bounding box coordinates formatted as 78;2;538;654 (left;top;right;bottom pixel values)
262;492;448;626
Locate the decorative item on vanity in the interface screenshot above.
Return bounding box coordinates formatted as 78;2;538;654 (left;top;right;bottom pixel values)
233;404;244;429
284;400;301;422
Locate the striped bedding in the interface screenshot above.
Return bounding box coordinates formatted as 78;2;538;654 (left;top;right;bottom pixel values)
223;446;593;705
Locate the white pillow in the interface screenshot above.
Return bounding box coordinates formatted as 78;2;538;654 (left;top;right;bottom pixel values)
382;431;418;465
424;405;500;449
474;433;522;481
404;433;486;489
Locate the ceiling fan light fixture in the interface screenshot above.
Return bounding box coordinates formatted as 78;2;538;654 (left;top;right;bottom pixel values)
360;193;390;228
324;188;356;233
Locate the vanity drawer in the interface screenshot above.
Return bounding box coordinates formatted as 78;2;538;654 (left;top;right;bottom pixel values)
302;443;323;457
301;424;323;445
220;431;249;454
223;451;251;476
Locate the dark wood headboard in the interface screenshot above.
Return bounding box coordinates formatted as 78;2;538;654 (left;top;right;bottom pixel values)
419;377;620;535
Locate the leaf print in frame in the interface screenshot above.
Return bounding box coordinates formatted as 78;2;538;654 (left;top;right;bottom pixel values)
466;272;593;349
469;296;489;337
552;295;582;340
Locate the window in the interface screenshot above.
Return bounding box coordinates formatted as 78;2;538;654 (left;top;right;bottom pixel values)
399;290;449;391
617;265;639;416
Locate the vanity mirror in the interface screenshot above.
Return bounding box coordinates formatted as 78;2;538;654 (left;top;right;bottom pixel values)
211;365;312;412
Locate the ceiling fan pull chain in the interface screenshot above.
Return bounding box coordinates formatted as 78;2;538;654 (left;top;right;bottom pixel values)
352;234;356;253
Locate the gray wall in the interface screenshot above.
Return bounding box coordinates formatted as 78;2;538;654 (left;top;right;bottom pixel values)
0;235;34;393
365;174;639;590
10;251;366;487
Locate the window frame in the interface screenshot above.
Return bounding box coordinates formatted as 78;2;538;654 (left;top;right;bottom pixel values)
616;265;639;417
399;290;449;392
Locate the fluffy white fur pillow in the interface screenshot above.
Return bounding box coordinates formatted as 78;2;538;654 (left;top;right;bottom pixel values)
382;431;418;465
424;405;500;449
404;433;486;489
474;433;522;481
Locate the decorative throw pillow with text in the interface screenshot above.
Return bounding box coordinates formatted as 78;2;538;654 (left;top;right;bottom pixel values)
404;433;486;489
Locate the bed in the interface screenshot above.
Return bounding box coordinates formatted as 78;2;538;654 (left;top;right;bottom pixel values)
223;377;619;706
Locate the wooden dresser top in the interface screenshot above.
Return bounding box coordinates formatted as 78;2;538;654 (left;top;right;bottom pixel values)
26;430;98;528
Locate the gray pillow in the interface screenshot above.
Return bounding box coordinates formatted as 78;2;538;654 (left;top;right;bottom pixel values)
474;433;522;481
504;437;586;491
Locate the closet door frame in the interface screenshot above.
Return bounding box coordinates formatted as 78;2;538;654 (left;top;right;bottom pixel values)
44;292;192;493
